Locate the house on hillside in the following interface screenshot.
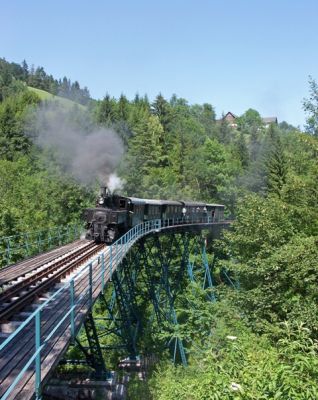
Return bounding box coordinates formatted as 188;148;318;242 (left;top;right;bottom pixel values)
262;117;278;127
219;112;278;128
222;111;238;128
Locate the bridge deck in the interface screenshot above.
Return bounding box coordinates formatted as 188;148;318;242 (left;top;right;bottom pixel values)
0;219;228;399
0;240;87;287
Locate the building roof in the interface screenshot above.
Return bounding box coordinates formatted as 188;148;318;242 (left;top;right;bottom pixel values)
224;111;238;119
262;117;278;124
219;112;278;125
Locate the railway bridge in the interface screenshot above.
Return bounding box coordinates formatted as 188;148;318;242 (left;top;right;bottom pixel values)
0;218;229;400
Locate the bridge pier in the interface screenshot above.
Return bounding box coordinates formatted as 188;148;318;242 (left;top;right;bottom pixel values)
75;313;107;378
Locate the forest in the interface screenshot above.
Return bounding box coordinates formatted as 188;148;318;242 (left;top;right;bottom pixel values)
0;57;317;399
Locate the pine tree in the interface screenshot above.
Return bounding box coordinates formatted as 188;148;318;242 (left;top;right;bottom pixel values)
121;115;165;196
151;93;173;132
21;60;29;81
97;94;117;124
266;135;287;197
117;94;129;120
235;132;249;168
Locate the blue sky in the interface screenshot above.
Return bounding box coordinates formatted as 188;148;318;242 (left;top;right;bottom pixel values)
1;0;317;127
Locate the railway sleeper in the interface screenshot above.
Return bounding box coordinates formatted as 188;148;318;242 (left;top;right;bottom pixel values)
0;332;10;344
1;320;21;334
15;311;33;320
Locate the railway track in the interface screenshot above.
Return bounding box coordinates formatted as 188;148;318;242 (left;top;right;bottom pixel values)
0;239;89;288
0;241;105;327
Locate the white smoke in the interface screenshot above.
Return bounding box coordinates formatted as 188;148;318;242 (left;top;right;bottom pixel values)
32;102;124;186
107;173;124;192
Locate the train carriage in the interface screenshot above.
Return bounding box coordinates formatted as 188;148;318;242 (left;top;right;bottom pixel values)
206;203;224;221
180;201;207;222
84;187;225;244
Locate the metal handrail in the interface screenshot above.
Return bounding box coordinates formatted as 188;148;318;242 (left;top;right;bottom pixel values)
0;223;82;267
0;216;215;400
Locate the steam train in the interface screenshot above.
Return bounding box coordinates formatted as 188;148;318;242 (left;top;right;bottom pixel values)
83;187;225;244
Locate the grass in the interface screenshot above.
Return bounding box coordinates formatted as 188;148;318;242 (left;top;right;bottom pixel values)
28;86;86;110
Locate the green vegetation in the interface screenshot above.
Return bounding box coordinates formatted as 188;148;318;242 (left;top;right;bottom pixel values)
0;57;91;105
0;59;93;265
28;86;87;110
0;58;317;398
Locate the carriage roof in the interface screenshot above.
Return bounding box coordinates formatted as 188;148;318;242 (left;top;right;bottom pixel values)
180;201;207;207
126;197;181;206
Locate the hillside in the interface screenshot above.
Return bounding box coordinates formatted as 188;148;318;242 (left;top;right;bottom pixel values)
28;86;86;110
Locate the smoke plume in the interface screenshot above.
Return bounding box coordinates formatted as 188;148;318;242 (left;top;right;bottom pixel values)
32;102;124;188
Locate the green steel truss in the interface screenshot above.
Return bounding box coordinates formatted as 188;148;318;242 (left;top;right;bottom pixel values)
71;231;219;372
75;313;108;378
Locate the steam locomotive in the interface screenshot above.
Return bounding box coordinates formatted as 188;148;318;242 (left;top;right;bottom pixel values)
83;187;225;244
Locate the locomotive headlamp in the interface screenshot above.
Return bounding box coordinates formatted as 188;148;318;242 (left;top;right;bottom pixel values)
98;197;104;205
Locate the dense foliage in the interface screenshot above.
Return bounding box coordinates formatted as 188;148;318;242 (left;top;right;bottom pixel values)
1;58;317;399
0;57;91;105
147;291;318;400
0;61;93;248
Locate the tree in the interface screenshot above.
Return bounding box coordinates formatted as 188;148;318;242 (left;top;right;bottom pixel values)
265;134;287;197
96;94;117;124
117;93;129;120
21;60;29;81
279;120;297;132
192;138;240;210
303;75;318;136
190;103;216;138
151;94;173;132
120;115;166;196
0;64;13;101
216;113;233;144
0;90;40;160
235;132;249;168
237;108;263;132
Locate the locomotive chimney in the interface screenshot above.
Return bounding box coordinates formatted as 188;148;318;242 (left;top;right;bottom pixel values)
100;186;107;197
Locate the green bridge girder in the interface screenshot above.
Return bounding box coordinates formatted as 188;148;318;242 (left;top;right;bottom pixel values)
73;230;221;374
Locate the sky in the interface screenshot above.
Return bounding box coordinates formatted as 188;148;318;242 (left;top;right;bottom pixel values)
1;0;317;127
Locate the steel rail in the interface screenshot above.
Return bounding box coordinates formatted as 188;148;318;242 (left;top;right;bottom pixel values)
0;242;96;303
0;243;104;322
0;240;87;287
0;217;228;400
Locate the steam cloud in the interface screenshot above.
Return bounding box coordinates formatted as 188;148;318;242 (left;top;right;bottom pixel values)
33;102;124;188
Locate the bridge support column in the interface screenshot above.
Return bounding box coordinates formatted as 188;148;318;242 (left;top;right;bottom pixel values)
75;313;108;378
68;231;217;372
